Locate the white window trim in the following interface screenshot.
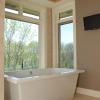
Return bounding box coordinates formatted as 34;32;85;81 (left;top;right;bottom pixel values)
5;12;40;24
58;16;73;24
52;2;76;68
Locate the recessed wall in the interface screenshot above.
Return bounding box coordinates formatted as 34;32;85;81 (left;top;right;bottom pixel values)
75;0;100;91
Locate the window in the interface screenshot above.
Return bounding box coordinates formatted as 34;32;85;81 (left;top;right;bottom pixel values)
5;8;18;14
5;2;19;14
59;21;74;68
5;2;40;21
23;8;40;19
23;13;39;19
4;3;40;71
59;10;73;20
4;18;39;71
58;9;74;68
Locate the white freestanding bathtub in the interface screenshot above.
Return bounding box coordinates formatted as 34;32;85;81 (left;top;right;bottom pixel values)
5;68;84;100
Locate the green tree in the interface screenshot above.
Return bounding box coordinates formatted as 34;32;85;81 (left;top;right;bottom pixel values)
4;18;39;71
60;43;73;68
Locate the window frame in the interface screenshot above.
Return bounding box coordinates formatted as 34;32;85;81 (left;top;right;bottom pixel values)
4;17;40;71
4;1;48;70
52;2;75;68
5;7;40;25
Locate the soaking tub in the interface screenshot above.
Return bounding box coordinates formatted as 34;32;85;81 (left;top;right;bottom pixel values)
4;68;84;100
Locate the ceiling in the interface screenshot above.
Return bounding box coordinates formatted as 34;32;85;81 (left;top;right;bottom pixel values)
31;0;73;8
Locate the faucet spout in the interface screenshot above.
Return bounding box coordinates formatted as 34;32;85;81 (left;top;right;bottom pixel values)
29;70;33;75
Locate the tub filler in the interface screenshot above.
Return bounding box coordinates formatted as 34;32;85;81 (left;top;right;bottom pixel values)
5;68;84;100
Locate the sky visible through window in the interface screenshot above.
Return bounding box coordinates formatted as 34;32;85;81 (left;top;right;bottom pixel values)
12;23;39;45
61;23;73;45
59;22;74;68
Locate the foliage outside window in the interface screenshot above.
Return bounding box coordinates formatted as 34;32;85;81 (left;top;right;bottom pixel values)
58;9;74;68
4;18;39;71
4;2;40;71
59;22;74;68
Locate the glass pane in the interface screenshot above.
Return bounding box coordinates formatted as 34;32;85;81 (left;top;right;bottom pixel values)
59;10;73;20
23;8;40;19
59;22;74;68
23;13;40;19
4;18;39;71
5;8;18;14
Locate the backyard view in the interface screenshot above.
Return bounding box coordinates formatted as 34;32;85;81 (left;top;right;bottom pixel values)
4;18;39;71
59;22;74;68
4;18;73;71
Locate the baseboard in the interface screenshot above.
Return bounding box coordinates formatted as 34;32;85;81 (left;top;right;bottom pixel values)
76;87;100;98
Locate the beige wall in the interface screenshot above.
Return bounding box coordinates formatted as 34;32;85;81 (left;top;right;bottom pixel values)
75;0;100;91
0;0;5;100
46;8;53;68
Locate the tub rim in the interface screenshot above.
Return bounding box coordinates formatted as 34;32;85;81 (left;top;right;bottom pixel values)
4;69;85;84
